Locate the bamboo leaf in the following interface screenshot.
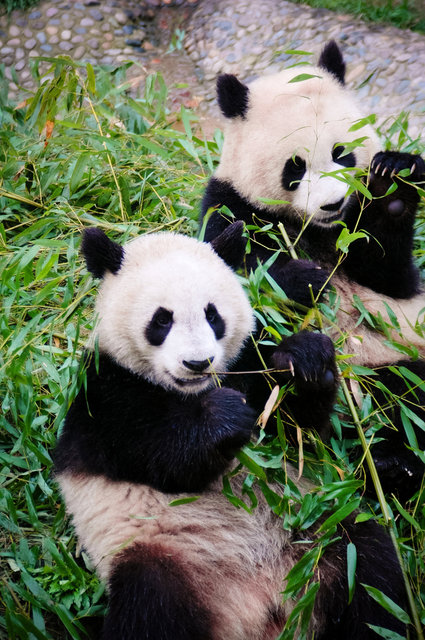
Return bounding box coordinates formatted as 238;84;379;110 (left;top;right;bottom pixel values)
317;498;361;532
69;152;90;195
169;496;200;507
362;584;411;625
347;542;357;604
288;73;321;83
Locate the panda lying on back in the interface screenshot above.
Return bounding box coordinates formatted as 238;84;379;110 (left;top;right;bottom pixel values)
201;40;425;498
54;225;406;639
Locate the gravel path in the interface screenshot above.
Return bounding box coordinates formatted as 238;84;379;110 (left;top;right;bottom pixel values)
185;0;425;139
1;0;424;139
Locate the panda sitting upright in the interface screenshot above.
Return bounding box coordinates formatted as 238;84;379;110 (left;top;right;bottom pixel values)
201;40;425;498
54;225;406;639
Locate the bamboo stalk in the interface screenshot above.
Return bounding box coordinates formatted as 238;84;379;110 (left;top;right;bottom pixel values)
0;188;46;209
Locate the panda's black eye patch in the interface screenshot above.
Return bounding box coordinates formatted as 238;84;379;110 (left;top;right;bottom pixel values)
332;145;356;168
282;156;307;191
205;303;225;340
145;307;173;346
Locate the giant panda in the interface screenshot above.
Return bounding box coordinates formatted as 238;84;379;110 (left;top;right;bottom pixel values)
201;40;425;498
54;224;406;639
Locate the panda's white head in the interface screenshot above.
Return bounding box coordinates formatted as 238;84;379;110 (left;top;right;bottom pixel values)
215;41;380;228
81;224;254;395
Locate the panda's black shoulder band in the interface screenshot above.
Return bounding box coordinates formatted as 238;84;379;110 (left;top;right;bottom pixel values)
81;227;124;278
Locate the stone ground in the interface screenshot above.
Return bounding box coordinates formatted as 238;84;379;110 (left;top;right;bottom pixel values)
1;0;425;139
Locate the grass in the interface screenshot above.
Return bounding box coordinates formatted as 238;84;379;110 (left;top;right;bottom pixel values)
0;0;40;13
288;0;425;34
0;56;424;639
0;56;217;639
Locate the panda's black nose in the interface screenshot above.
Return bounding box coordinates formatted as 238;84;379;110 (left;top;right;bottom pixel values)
182;358;214;373
320;198;344;212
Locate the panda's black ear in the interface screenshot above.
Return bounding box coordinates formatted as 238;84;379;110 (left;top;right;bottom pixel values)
210;221;247;270
81;228;124;278
217;74;249;119
318;40;346;85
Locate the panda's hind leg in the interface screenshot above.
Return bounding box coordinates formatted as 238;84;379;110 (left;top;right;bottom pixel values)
102;543;212;640
314;518;407;639
362;358;425;500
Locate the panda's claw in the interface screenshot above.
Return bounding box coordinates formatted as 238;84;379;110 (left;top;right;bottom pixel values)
381;166;388;176
373;162;381;174
411;163;416;174
289;359;295;377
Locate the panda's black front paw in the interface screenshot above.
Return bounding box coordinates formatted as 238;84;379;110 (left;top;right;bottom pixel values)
271;259;330;307
202;387;255;457
369;151;425;218
271;331;336;391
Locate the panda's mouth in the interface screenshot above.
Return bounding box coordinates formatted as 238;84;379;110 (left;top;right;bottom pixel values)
172;375;209;387
318;210;344;226
316;197;345;226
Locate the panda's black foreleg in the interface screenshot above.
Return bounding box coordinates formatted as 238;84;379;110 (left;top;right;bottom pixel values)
314;518;407;639
102;543;213;640
268;331;338;440
342;151;424;298
142;386;256;493
268;258;331;307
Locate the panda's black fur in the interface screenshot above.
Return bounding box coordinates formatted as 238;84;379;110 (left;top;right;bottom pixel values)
201;41;425;498
55;225;406;639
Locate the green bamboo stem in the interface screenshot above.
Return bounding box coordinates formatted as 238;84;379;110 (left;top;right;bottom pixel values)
278;222;298;260
0;188;46;208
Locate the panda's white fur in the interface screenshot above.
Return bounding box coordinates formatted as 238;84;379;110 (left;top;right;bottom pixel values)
331;275;425;365
215;68;380;226
93;232;254;394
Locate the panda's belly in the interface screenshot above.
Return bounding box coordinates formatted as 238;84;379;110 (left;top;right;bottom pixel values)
57;469;304;640
332;275;425;366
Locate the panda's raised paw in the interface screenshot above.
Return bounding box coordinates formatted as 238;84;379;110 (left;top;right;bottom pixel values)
271;331;336;390
369;151;424;206
370;151;425;184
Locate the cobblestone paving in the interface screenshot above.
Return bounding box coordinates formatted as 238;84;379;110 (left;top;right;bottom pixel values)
186;0;425;138
1;0;424;139
0;0;200;109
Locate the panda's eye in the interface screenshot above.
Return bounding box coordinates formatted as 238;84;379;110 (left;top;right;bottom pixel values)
205;305;217;323
205;303;225;340
282;156;307;191
332;145;356;168
145;307;173;346
154;308;173;327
